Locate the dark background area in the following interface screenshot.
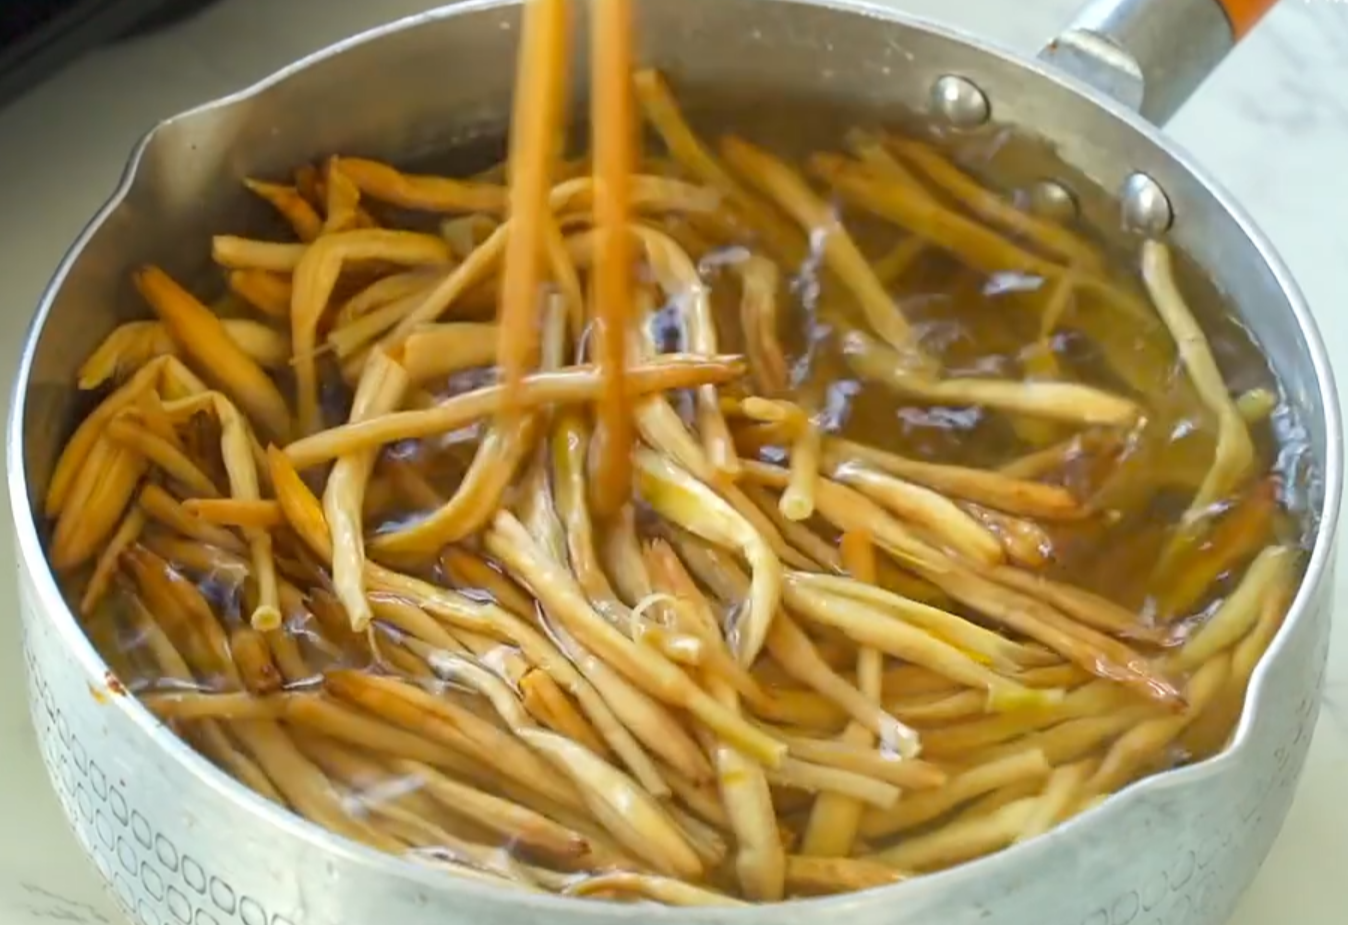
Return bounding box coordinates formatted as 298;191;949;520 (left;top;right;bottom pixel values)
0;0;220;110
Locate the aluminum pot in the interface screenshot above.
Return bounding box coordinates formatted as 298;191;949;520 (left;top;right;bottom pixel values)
8;0;1341;923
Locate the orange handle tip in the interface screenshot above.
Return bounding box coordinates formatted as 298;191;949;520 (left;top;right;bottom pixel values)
1218;0;1279;39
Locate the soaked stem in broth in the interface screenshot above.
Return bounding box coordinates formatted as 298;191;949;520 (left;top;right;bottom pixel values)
45;0;1307;906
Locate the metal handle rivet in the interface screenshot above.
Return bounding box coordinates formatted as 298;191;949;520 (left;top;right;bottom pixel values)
1120;172;1174;235
930;75;991;129
1028;180;1079;222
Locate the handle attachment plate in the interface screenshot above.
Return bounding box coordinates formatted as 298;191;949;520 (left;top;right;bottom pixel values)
1038;0;1278;125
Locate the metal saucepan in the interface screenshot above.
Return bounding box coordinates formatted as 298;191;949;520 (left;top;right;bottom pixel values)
8;0;1340;923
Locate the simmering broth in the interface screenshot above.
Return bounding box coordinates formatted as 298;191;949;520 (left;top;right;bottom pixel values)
42;52;1312;905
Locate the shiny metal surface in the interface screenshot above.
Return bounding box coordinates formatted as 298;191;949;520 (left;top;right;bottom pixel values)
8;1;1339;924
928;75;992;129
1039;0;1235;123
1119;171;1176;235
1026;179;1080;223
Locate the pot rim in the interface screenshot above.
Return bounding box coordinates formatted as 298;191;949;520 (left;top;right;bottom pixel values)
7;0;1342;917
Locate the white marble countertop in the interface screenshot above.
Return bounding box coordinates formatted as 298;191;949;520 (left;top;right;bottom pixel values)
0;1;1345;923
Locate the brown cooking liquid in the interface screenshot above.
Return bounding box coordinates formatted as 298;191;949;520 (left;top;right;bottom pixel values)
54;87;1315;900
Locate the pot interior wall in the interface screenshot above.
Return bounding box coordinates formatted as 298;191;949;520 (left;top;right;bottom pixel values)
18;0;1331;542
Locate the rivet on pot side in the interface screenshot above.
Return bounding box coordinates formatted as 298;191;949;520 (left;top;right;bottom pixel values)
1120;171;1174;235
929;75;990;129
1027;180;1079;223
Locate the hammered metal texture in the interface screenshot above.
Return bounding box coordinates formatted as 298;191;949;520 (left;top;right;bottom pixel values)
17;551;1331;925
11;1;1339;923
21;609;297;925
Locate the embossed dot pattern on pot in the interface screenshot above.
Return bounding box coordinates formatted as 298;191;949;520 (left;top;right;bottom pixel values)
21;636;297;925
17;565;1329;925
1072;685;1321;925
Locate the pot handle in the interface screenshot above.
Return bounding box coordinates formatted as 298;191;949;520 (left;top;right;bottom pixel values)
1039;0;1280;125
1220;0;1280;37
